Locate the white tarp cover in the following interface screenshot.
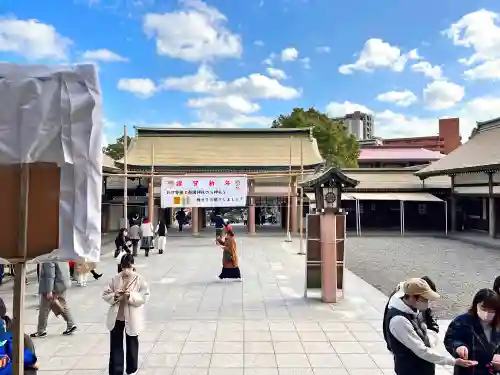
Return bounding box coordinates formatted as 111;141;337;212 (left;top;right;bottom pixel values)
0;63;103;263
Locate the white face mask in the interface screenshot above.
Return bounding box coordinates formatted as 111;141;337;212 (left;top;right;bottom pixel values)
477;308;495;323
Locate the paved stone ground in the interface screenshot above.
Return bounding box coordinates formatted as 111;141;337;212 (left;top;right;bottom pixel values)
0;233;456;375
346;235;500;319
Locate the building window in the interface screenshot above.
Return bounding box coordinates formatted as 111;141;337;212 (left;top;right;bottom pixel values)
371;203;376;211
359;203;364;214
418;204;427;215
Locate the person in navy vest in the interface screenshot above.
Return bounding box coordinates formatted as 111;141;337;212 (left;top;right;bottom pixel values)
444;289;500;375
386;278;477;375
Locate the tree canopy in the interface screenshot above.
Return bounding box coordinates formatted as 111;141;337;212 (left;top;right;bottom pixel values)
271;107;360;167
102;135;132;160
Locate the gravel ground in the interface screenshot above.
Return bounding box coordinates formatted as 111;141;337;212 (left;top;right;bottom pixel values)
345;236;500;319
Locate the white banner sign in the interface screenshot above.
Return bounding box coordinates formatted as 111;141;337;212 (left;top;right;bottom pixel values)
161;176;248;208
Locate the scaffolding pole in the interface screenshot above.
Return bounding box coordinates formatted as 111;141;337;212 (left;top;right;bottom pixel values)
285;136;293;242
122;125;128;229
298;138;305;254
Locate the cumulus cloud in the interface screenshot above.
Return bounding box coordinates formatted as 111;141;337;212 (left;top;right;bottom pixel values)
117;78;157;98
82;49;128;62
0;17;72;60
376;90;418;107
143;0;242;62
339;38;419;74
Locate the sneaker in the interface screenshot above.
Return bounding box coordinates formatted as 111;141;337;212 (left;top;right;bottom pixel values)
30;332;47;338
62;326;77;335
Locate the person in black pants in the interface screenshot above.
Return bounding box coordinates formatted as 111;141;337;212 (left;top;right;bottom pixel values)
102;254;150;375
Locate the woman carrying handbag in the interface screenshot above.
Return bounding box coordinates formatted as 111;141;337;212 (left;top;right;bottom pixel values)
102;254;150;375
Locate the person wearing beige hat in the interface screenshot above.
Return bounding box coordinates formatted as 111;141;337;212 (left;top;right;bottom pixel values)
386;278;477;375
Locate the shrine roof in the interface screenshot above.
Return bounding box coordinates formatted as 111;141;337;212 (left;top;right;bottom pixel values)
117;127;324;169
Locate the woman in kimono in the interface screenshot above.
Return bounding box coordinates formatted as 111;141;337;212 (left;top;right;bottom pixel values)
216;227;242;281
140;218;154;257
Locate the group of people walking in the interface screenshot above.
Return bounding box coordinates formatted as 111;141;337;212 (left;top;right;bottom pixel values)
383;275;500;375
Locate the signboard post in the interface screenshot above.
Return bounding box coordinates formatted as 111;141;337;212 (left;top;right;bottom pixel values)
161;176;248;208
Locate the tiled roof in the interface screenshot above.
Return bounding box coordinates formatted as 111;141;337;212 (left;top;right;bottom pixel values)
359;148;444;161
416;124;500;177
343;169;450;190
117;128;323;169
102;153;118;171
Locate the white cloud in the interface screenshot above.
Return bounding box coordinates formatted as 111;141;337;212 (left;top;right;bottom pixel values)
338;38;419;74
262;52;276;66
464;59;500;80
411;61;443;80
82;49;128;62
161;65;301;100
143;0;242;62
444;9;500;66
315;46;331;53
325;101;373;117
325;94;500;140
376;90;418;107
254;40;264;46
117;78;157;98
187;95;260;115
301;57;311;70
0;17;72;60
266;67;288;80
281;47;299;61
423;80;465;110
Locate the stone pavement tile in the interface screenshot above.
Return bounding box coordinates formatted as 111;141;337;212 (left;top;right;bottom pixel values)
344;370;383;375
37;372;69;375
350;330;383;342
67;370;106;375
41;356;80;372
319;322;349;332
245;331;272;341
159;329;190;342
245;369;279;375
245;341;274;353
277;369;313;375
244;353;277;367
330;341;365;354
325;331;357;342
151;340;185;354
294;322;322;332
273;341;304;354
275;354;310;368
182;341;214;354
298;331;328;342
301;342;335;354
176;354;212;368
216;329;244;341
359;341;389;354
137;369;174;375
173;369;209;375
337;353;378;369
211;353;244;367
345;322;377;332
214;341;244;353
272;331;300;342
312;370;349;375
210;368;244;375
307;353;343;368
74;355;109;370
369;354;394;368
143;353;179;368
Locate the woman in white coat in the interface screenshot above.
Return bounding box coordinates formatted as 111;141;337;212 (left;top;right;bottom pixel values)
140;217;154;257
102;254;150;375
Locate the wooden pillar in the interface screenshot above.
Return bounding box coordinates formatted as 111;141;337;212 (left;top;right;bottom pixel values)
192;207;200;236
291;179;298;233
489;172;496;238
450;175;457;232
148;178;154;222
248;198;256;235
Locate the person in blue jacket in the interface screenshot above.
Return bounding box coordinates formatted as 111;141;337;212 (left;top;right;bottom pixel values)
444;288;500;375
0;318;38;374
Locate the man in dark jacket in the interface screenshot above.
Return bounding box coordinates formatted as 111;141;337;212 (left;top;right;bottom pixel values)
383;275;439;351
385;278;476;375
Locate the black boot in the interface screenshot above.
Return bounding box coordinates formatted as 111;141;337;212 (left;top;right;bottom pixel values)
91;270;102;280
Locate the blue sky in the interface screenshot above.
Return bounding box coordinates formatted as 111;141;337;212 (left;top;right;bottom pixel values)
2;0;500;144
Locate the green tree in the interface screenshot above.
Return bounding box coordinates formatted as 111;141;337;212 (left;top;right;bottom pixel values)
102;135;132;160
272;107;360;167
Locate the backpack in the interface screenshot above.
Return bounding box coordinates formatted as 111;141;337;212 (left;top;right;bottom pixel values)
0;327;37;374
